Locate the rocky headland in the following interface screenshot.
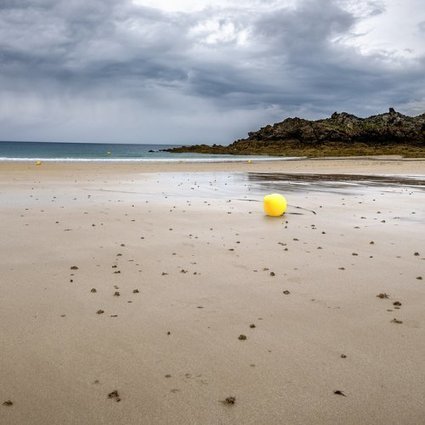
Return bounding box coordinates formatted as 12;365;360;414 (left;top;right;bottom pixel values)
165;108;425;157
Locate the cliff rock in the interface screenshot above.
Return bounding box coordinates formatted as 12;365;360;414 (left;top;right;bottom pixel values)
165;108;425;157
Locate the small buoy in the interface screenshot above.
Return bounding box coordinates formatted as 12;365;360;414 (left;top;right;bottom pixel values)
35;160;42;166
263;193;287;217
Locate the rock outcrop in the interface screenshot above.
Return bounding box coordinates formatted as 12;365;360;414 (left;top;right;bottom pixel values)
165;108;425;157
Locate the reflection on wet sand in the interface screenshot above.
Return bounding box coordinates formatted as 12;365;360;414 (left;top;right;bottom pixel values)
246;172;425;194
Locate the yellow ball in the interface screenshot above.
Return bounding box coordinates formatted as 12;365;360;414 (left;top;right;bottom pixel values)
263;193;287;217
35;160;42;166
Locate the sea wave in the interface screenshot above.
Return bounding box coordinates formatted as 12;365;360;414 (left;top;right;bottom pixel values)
0;156;302;163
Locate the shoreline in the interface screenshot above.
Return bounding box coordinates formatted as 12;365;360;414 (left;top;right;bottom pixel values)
1;154;424;162
1;156;425;176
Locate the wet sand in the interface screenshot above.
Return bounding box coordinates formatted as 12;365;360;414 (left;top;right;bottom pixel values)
1;159;425;425
1;155;425;176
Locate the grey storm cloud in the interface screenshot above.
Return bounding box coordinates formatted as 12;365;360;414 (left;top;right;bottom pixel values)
0;0;424;143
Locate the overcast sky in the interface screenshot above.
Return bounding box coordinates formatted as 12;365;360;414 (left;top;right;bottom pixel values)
0;0;424;144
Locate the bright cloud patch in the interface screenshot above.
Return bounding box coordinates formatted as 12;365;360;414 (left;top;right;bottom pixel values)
189;19;248;45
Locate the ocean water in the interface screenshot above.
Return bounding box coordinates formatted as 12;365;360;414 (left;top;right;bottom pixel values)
0;141;292;162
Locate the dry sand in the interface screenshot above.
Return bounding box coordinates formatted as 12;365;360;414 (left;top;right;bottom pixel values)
1;158;424;424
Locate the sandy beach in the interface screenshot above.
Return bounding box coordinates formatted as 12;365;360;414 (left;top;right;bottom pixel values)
1;158;424;425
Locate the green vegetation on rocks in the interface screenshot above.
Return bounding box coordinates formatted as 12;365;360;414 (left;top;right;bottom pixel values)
164;108;425;157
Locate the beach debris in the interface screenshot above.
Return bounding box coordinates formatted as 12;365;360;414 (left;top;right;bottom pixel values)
222;396;236;405
283;290;291;295
107;390;121;402
96;309;104;315
35;160;42;166
340;354;347;359
333;390;346;397
238;334;247;341
376;293;389;299
133;289;140;293
393;301;402;307
414;252;420;256
417;276;423;280
294;205;316;215
90;288;97;293
70;265;79;270
2;400;13;406
113;291;120;297
249;324;256;328
391;318;403;324
263;193;287;217
270;271;275;276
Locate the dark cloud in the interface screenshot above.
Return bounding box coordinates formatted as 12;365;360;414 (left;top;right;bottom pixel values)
0;0;424;143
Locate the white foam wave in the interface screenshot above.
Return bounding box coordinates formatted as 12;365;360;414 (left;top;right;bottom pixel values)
0;156;302;163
